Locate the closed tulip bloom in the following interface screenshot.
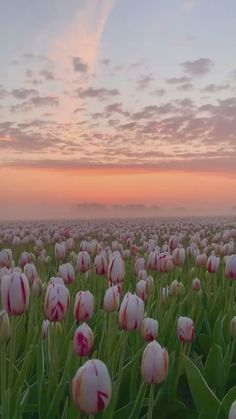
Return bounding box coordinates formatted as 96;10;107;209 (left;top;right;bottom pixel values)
1;272;30;316
119;292;144;331
230;316;236;337
136;280;148;301
103;286;120;312
192;278;201;291
59;263;75;285
146;276;154;296
207;255;220;273
0;249;13;269
178;317;195;343
107;254;125;284
225;255;236;280
141;318;158;342
94;254;108;276
73;323;94;357
0;309;11;343
72;359;112;414
195;253;208;267
42;319;51;340
66;237;75;251
32;276;43;297
77;251;91;273
134;258;146;275
74;291;95;322
24;263;38;286
55;242;66;260
172;248;185;267
138;269;148;281
147;251;159;270
19;251;32;268
229;400;236;419
44;282;70;322
141;341;169;384
170;280;185;297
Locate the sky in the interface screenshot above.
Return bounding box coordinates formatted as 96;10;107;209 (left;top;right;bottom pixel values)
0;0;236;220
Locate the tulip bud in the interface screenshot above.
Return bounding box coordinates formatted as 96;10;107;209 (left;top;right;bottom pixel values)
94;254;108;276
0;310;11;343
119;292;144;331
141;341;169;384
229;400;236;419
177;316;195;343
59;263;75;285
73;323;94;357
134;258;146;276
19;251;32;268
225;255;236;280
192;278;201;291
72;359;112;414
146;276;154;296
108;253;125;284
230;317;236;337
44;282;70;322
136;280;148;301
169;280;185;297
32;276;43;297
0;249;13;269
103;286;120;312
77;251;91;273
55;242;66;260
141;318;158;342
24;263;38;285
207;255;220;273
1;272;30;315
74;291;95;322
172;248;185;267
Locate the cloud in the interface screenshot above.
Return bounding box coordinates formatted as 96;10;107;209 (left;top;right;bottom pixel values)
74;202;163;218
77;86;119;100
30;96;59;107
166;76;191;84
182;58;214;76
40;69;55;81
203;83;229;93
137;75;153;90
104;102;126;114
72;57;89;73
11;88;38;99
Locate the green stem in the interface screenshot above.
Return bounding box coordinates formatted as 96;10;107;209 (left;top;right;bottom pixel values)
147;384;155;419
112;332;128;411
8;316;17;389
0;342;6;410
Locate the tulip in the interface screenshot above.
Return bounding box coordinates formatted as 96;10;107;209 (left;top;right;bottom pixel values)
44;282;70;322
225;255;236;280
73;323;94;357
177;317;195;343
147;251;159;270
32;276;43;297
170;280;185;297
229;400;236;419
192;278;201;291
103;286;120;312
19;251;32;268
172;247;185;267
141;318;158;342
94;254;108;276
77;251;90;273
55;242;66;260
59;263;75;285
136;280;148;301
1;272;30;315
0;309;11;343
72;359;112;414
230;316;236;337
108;253;125;284
141;340;169;384
119;292;144;331
207;255;220;273
0;249;12;269
134;258;146;276
138;269;148;281
146;276;154;296
24;263;38;286
74;291;95;322
42;319;51;340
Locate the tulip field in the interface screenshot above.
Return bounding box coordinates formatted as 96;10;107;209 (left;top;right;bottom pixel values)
1;217;236;419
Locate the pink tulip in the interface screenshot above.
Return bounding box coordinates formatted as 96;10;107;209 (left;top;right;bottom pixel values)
77;251;91;273
103;286;120;312
172;248;185;267
59;263;75;285
44;282;70;322
107;253;125;284
73;323;94;356
225;255;236;279
119;292;144;331
141;318;158;342
94;254;108;276
1;271;30;315
0;249;12;269
24;263;38;285
192;278;201;291
74;291;94;322
136;280;148;301
72;359;112;414
141;341;169;384
207;255;220;273
134;258;146;275
177;316;195;343
195;253;208;267
19;251;32;268
55;242;66;260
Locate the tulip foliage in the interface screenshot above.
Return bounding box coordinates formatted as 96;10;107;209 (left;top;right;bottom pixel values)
1;218;236;418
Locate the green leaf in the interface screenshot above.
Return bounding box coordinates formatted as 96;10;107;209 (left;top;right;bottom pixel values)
216;386;236;419
127;381;148;419
184;356;220;416
204;344;224;392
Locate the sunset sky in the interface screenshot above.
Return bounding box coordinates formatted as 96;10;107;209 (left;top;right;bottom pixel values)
1;0;236;220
